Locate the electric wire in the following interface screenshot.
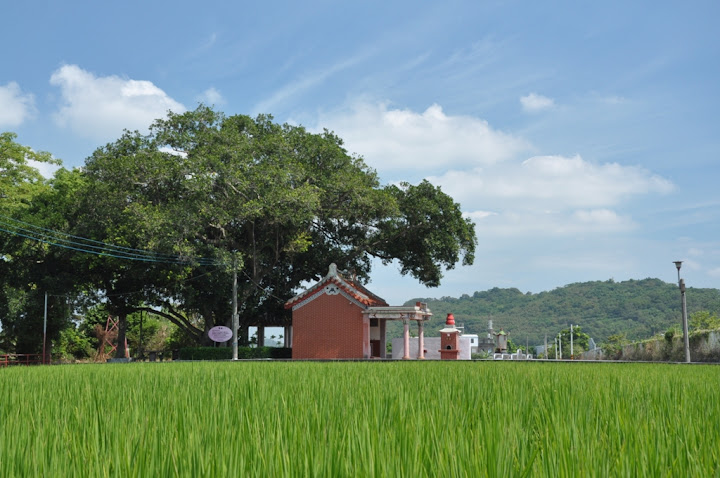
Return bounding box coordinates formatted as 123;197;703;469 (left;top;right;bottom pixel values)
241;269;287;304
0;214;217;265
0;213;173;257
0;213;223;266
0;214;290;304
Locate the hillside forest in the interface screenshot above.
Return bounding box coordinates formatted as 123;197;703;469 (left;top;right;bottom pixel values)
393;278;720;347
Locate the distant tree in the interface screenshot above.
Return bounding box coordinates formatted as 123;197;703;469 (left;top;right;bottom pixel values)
689;310;720;331
562;326;589;358
0;131;59;213
506;337;535;355
55;325;93;361
541;326;590;359
601;333;629;360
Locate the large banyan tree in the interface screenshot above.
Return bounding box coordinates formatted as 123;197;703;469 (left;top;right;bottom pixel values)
9;106;477;351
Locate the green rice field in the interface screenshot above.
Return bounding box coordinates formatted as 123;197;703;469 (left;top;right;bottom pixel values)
1;361;718;477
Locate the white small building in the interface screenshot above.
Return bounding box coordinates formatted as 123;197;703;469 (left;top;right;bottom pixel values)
464;334;479;352
390;336;473;360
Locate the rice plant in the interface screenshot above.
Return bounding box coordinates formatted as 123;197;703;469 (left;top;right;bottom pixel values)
0;362;718;477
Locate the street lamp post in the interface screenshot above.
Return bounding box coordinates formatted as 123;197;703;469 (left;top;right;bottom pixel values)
232;255;239;361
673;261;691;363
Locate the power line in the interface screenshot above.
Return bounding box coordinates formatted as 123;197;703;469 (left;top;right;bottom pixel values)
241;269;287;304
2;214;168;256
0;213;222;266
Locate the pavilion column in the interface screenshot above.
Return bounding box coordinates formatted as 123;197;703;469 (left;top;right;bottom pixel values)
417;319;425;359
257;326;265;347
284;325;292;348
379;319;387;359
402;318;410;360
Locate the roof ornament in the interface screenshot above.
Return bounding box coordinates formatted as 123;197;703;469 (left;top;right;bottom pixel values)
327;263;338;278
439;312;459;334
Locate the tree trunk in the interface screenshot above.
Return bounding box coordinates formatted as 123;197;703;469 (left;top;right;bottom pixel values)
238;325;249;347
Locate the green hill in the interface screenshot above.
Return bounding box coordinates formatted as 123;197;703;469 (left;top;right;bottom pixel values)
392;278;720;345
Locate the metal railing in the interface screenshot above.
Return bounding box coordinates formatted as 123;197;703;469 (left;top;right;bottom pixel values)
0;354;45;367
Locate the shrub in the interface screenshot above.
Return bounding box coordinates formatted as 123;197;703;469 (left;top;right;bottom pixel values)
177;346;292;360
177;347;232;360
56;326;93;361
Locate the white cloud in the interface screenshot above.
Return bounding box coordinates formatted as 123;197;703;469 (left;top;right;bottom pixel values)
0;82;35;127
463;210;498;221
429;154;674;211
469;208;636;238
197;87;224;106
317;101;529;173
27;159;61;179
312;100;672;240
520;92;554;112
254;53;370;115
426;154;672;239
49;65;185;141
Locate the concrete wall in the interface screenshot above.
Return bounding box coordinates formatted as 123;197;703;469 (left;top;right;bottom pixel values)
579;330;720;362
391;336;472;360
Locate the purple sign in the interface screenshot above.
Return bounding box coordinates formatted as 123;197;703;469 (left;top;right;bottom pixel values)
208;326;233;343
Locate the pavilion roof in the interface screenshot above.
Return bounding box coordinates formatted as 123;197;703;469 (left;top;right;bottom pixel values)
284;263;388;310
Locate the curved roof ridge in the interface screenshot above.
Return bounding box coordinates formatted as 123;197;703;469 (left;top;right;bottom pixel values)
284;263;388;309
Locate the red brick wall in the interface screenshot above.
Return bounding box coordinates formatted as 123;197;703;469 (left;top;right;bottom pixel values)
291;293;368;359
440;331;460;359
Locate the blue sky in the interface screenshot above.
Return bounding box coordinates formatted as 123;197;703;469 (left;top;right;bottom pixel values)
2;0;719;305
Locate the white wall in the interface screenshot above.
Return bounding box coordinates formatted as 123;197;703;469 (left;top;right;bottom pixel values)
391;336;472;360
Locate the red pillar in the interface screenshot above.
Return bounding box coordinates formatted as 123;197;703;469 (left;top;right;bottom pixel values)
417;320;425;359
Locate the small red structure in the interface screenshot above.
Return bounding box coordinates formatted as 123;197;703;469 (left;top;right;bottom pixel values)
439;313;460;360
285;264;389;359
94;315;129;361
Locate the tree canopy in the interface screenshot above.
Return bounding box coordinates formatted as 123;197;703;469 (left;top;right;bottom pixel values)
0;107;477;353
0;133;66;353
0;132;58;214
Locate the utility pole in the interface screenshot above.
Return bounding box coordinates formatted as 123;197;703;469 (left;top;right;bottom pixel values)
570;324;574;360
680;279;690;363
43;292;48;364
139;310;144;360
232;255;239;361
674;261;691;363
558;333;562;359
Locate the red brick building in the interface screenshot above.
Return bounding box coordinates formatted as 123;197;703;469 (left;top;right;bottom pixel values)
285;264;431;359
285;264;387;359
